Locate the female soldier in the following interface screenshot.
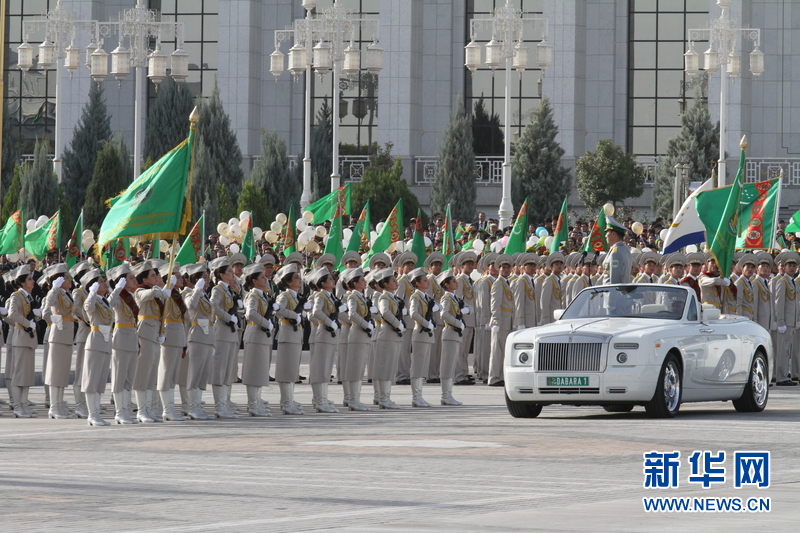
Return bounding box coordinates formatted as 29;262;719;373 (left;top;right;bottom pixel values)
132;261;167;423
70;261;93;418
374;268;404;409
7;265;41;418
209;257;241;419
82;269;117;426
183;263;219;420
309;267;347;413
242;263;276;417
157;263;188;421
274;264;309;415
344;268;372;411
437;271;464;406
408;268;438;408
42;264;76;419
106;265;139;424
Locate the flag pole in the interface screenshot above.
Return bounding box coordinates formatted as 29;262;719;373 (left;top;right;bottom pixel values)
201;209;206;261
771;169;784;253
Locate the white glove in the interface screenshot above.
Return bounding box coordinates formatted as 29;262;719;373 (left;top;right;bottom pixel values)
28;320;36;329
53;276;65;289
459;320;465;330
491;325;500;333
398;322;406;333
161;287;172;297
432;303;440;313
237;299;243;308
170;275;177;288
427;320;435;330
33;308;42;317
778;325;787;334
89;282;100;294
229;314;238;326
485;324;492;331
402;308;408;316
722;278;731;287
330;322;339;332
194;278;206;291
303;301;312;311
272;302;280;311
366;322;375;332
370;306;378;314
266;320;274;331
338;304;348;313
461;307;471;315
0;306;7;315
112;281;125;296
157;336;166;344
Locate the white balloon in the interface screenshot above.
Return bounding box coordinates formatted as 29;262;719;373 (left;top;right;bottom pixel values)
323;235;329;244
239;211;251;221
253;227;263;240
229;224;243;238
275;213;287;225
229;243;240;254
472;239;484;252
342;237;350;249
270;221;282;233
219;235;231;246
631;221;644;235
306;240;319;253
159;240;170;253
36;215;48;228
26;219;37;232
370;231;378;241
376;222;385;233
423;236;432;248
470;270;482;282
217;222;229;235
264;230;278;243
296;218;308;231
82;238;94;250
297;233;310;246
6;252;19;262
394;241;404;253
387;241;398;253
603;203;615;216
302;211;315;223
544;236;554;248
82;229;94;239
686;244;698;253
228;218;240;228
315;226;328;237
343;228;353;240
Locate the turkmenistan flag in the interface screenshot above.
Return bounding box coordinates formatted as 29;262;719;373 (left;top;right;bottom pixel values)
65;211;83;268
442;204;456;263
98;114;195;248
550;197;568;253
24;211;60;260
365;199;403;262
103;238;129;268
346;202;370;254
583;207;608;252
0;210;24;255
504;198;529;255
305;184;351;224
323;187;348;268
283;204;297;255
175;214;204;265
241;216;256;262
697;139;746;278
411;209;427;267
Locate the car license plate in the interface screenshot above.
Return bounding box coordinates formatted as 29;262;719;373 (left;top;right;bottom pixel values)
546;376;589;386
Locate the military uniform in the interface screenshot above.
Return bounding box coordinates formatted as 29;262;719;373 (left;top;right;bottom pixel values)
344;268;372;411
375;268;404;409
438;271;464;406
7;267;39;418
274;264;306;415
106;265;139;424
488;256;514;386
184;265;219;420
512;255;539;330
42;266;75;419
158;268;188;422
132;262;167;423
210;275;240;418
473;254;497;382
242;263;276;417
309;268;346;413
773;254;799;384
409;269;435;407
81;271;113;426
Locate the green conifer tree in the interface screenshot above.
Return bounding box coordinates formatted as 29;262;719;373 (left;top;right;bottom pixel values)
2;103;21;196
511;99;571;222
1;164;23;221
82;138;133;233
311;99;333;201
196;79;244;197
352;156;421;222
249;130;300;215
430;94;476;223
472;95;504;156
19;139;59;219
61;83;112;209
190;133;218;237
576;139;645;210
144;77;195;162
237;181;272;230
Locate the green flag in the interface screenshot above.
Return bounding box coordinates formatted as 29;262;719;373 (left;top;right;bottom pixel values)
697;142;746;278
365;199;403;262
346;202;370;254
550;197;568;253
583;207;608;252
411;209;427;266
283;204;297;255
241;216;256;262
0;210;24;255
65;211;83;268
323;189;347;268
504;198;529;254
102;238;130;268
24;211;60;261
305;184;351;224
98;119;195;248
175;215;204;265
442;204;456;263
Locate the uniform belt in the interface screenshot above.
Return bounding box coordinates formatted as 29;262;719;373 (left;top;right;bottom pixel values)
165;318;184;324
60;317;74;322
90;326;111;331
140;314;161;320
191;320;215;327
741;306;753;313
501;307;514;313
280;319;294;325
115;323;136;328
247;321;261;326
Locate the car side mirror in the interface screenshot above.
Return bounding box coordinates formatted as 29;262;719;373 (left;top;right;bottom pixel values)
553;309;565;321
701;303;720;322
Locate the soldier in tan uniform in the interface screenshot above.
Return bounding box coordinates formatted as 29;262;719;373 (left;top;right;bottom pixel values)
343;268;373;411
773;253;799;386
437;270;465;405
69;261;92;418
7;265;41;418
274;264;309;414
454;251;478;385
156;263;188;421
488;255;514;387
424;253;446;385
473;253;498;384
393;252;417;385
374;268;404;408
698;257;730;310
132;261;167;423
512;253;539;331
309;267;348;412
81;270;113;426
752;253;774;337
661;254;685;285
408;268;436;407
540;253;566;325
106;265;140;424
183;263;217;420
570;252;597;301
242;262;276;417
41;265;75;419
210;257;242;418
734;254;757;321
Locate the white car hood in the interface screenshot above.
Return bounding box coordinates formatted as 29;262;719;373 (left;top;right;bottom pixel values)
530;317;683;338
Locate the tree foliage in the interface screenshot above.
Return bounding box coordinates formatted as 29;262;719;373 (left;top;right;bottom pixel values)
190;133;217;237
2;102;20;196
144;77;195;163
249;130;300;215
311;99;333;201
472;95;503;156
61;83;112;210
216;183;237;226
352;156;420;223
82;138;132;234
511;99;571;221
238;181;272;231
19;139;59;219
652;88;719;221
1;164;22;221
196;79;244;197
576;139;645;210
430;94;476;222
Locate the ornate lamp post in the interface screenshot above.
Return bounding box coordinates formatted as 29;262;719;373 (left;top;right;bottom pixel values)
271;0;382;208
465;0;552;228
684;0;763;186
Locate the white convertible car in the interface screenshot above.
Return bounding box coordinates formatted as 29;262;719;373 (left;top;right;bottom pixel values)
504;284;772;418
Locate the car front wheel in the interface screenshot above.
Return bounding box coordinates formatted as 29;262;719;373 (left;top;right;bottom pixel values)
505;392;543;418
644;354;682;418
733;351;769;413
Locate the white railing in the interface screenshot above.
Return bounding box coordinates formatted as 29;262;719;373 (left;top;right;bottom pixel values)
414;156;504;185
340;155;371;182
635;157;658;185
745;158;800;186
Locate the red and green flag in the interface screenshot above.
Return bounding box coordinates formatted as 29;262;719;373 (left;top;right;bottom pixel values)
283;204;297;255
411;209;427;266
365;199;403;262
346;202;370;254
102;238;129;268
504;198;529;255
583;207;608;252
323;187;348;268
241;216;256;262
550;197;568;253
442;204;456;263
305;184;351;224
0;210;24;255
175;214;204;265
24;211;60;261
65;211;83;268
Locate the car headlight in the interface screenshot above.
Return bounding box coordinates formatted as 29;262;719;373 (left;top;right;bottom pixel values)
518;351;530;364
616;352;628;364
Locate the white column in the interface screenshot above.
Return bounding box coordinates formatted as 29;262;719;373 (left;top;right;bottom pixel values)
133;65;145;179
53;64;63;181
330;60;341;192
498;55;513;228
718;71;727;187
301;63;313;208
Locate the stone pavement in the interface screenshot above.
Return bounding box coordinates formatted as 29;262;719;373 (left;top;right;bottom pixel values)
1;377;798;533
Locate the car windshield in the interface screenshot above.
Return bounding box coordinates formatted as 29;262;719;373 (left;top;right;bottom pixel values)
561;285;688;320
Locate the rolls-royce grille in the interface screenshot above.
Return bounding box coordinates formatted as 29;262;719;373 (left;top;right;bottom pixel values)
537;342;602;372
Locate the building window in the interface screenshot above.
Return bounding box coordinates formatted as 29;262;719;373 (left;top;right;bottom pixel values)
465;0;545;156
311;0;380;155
628;0;708;157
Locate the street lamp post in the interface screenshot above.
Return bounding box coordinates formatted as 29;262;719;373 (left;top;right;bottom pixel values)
16;0;97;182
684;0;763;186
465;0;552;228
673;156;689;219
271;0;382;208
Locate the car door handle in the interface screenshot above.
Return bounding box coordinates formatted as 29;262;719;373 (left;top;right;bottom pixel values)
700;329;714;333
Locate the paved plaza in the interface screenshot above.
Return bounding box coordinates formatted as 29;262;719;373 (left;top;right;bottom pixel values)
1;361;798;533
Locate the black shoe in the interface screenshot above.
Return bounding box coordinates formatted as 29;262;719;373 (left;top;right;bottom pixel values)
269;376;275;382
236;378;242;384
396;378;411;385
299;375;307;380
427;378;440;384
454;379;474;385
776;380;797;386
793;377;800;382
337;380;342;385
488;380;505;387
482;379;489;385
367;379;372;383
